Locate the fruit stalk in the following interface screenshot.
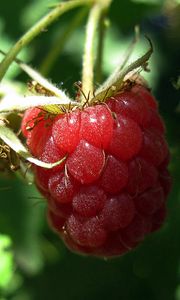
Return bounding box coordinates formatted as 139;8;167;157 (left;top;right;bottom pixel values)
81;0;112;101
95;13;108;84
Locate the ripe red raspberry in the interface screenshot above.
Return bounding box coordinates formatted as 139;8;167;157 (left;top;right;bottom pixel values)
21;84;171;258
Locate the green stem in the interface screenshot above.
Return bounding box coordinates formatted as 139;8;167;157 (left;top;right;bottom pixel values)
95;13;107;84
40;7;88;76
81;0;112;102
81;3;101;100
0;0;94;82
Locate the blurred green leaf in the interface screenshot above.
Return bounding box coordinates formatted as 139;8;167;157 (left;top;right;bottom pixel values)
21;0;61;28
0;234;13;290
131;0;164;4
0;19;31;80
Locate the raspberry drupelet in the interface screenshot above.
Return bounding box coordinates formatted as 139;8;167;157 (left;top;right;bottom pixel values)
21;84;171;258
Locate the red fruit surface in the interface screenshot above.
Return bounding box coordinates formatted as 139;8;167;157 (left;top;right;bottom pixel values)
99;155;128;194
66;140;105;184
99;194;135;231
48;209;65;233
131;84;158;110
66;214;107;248
52;111;81;153
127;156;158;195
72;186;106;217
48;171;78;203
134;186;165;216
146;108;165;133
121;214;148;248
108;116;142;161
21;85;171;258
21;107;44;138
80;105;113;148
140;129;168;166
106;91;149;126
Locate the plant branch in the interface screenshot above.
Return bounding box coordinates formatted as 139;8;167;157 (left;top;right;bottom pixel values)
0;0;94;82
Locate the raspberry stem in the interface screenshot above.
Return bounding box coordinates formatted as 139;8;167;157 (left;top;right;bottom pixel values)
81;0;112;102
95;14;109;84
0;0;94;82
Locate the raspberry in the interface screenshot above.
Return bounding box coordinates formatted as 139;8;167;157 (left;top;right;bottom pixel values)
21;107;44;138
107;91;149;126
48;171;78;204
80;105;113;148
108;116;142;161
134;185;165;216
139;128;168;166
121;214;148;248
48;209;66;233
21;84;171;258
66;214;107;248
52;111;81;153
131;84;158;111
99;155;128;194
72;186;106;217
66;140;105;184
99;194;135;231
127;156;158;195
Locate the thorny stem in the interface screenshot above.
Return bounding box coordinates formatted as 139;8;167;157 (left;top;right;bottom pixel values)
40;7;88;76
81;0;112;102
0;0;94;82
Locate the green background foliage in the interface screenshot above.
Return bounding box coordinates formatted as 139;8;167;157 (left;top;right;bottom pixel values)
0;0;180;299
